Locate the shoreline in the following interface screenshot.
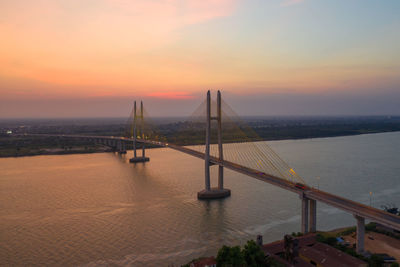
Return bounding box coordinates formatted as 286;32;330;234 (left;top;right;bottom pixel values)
1;130;399;158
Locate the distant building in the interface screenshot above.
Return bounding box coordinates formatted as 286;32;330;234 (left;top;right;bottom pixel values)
190;256;216;267
262;234;367;267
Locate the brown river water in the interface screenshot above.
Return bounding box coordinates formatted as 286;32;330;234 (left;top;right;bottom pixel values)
1;132;400;266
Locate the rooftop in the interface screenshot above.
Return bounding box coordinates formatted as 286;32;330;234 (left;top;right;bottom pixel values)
262;234;367;267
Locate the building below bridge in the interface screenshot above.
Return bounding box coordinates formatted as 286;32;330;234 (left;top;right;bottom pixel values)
262;234;367;267
186;234;368;267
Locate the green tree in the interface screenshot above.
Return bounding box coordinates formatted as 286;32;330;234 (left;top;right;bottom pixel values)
369;254;384;267
242;240;265;266
216;245;245;267
381;204;399;215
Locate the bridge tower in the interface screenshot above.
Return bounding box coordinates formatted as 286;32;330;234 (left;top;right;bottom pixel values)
198;90;231;199
129;101;150;163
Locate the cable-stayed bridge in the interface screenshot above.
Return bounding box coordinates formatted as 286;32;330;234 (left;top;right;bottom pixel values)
18;90;400;254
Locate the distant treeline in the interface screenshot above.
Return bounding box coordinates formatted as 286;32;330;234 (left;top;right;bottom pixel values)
1;116;399;156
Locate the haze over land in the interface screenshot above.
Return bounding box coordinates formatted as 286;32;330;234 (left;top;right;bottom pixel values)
1;0;400;117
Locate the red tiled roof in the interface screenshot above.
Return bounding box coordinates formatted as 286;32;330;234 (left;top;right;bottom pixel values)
269;254;315;267
262;234;317;255
262;234;366;267
191;257;216;267
300;242;367;267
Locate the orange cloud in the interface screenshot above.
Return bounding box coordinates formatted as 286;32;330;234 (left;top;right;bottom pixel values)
106;0;237;24
0;0;239;96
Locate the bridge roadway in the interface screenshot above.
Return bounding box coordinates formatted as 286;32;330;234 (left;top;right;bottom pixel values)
20;133;400;232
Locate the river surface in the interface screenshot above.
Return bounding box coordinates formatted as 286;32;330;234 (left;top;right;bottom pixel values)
1;132;400;266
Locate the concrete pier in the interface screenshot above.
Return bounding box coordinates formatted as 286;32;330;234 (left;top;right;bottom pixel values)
354;215;365;253
121;141;127;154
309;199;317;232
112;140;117;151
129;156;149;163
301;194;309;234
197;188;231;199
118;141;127;154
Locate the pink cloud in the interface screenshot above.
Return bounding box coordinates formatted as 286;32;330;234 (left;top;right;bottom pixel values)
181;0;238;24
105;0;238;26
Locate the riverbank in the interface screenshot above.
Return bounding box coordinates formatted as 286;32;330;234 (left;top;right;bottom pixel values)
2;116;399;157
184;224;400;267
1;129;400;158
317;223;400;264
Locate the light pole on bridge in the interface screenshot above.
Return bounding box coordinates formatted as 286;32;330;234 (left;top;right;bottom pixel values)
369;191;372;207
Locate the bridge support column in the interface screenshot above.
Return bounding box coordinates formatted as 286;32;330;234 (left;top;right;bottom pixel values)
111;140;115;151
130;101;149;163
354;215;365;253
204;90;211;191
118;141;127;154
198;90;230;200
309;199;317;233
300;194;309;234
122;141;126;153
113;140;117;151
133;102;137;157
217;90;224;190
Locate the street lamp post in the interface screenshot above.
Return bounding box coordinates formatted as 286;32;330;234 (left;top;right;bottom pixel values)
369;191;372;207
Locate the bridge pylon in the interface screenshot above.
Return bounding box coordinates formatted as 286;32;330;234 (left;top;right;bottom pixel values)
198;90;231;199
129;101;150;163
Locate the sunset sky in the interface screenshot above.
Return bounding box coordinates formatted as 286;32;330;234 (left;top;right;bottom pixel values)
1;0;399;117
